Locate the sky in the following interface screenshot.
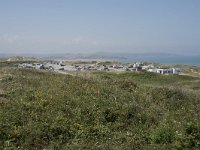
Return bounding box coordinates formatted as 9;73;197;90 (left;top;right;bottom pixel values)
0;0;200;54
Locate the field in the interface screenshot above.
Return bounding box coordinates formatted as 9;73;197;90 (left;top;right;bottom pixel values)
0;62;200;149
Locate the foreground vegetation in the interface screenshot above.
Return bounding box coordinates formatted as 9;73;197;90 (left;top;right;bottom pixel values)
0;62;200;149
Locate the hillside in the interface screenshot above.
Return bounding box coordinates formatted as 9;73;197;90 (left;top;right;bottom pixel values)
0;62;200;149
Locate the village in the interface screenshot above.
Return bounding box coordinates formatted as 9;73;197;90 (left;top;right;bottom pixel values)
18;61;181;75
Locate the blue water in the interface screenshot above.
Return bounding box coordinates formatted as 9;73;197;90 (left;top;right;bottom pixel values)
120;55;200;66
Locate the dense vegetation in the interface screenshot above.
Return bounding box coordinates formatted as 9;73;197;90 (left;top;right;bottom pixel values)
0;63;200;149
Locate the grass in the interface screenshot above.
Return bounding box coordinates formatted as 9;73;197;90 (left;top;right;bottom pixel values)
92;71;200;88
0;63;200;149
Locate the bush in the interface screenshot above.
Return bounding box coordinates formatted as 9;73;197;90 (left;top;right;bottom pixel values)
0;67;199;149
149;126;175;144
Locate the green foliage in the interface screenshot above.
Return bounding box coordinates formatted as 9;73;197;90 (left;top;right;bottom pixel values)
177;123;200;149
149;126;175;144
0;67;200;149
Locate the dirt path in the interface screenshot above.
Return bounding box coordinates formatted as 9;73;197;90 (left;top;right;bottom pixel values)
55;70;77;76
179;73;200;78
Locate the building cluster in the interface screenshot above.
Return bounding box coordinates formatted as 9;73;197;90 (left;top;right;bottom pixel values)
18;61;181;74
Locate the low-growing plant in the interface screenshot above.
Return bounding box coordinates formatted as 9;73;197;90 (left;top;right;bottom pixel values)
0;66;199;149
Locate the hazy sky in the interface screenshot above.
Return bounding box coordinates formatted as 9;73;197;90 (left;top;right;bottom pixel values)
0;0;200;54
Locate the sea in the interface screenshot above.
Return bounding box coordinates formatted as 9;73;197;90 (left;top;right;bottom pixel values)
119;55;200;66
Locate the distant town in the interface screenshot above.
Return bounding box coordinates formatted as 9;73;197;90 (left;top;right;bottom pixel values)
18;61;181;75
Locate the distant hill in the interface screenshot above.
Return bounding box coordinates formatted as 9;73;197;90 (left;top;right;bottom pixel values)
0;55;37;62
6;56;37;62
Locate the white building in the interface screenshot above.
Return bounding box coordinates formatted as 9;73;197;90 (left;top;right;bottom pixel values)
148;68;181;74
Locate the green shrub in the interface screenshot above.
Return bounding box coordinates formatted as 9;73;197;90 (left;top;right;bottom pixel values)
0;67;199;149
182;123;200;148
149;126;175;144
